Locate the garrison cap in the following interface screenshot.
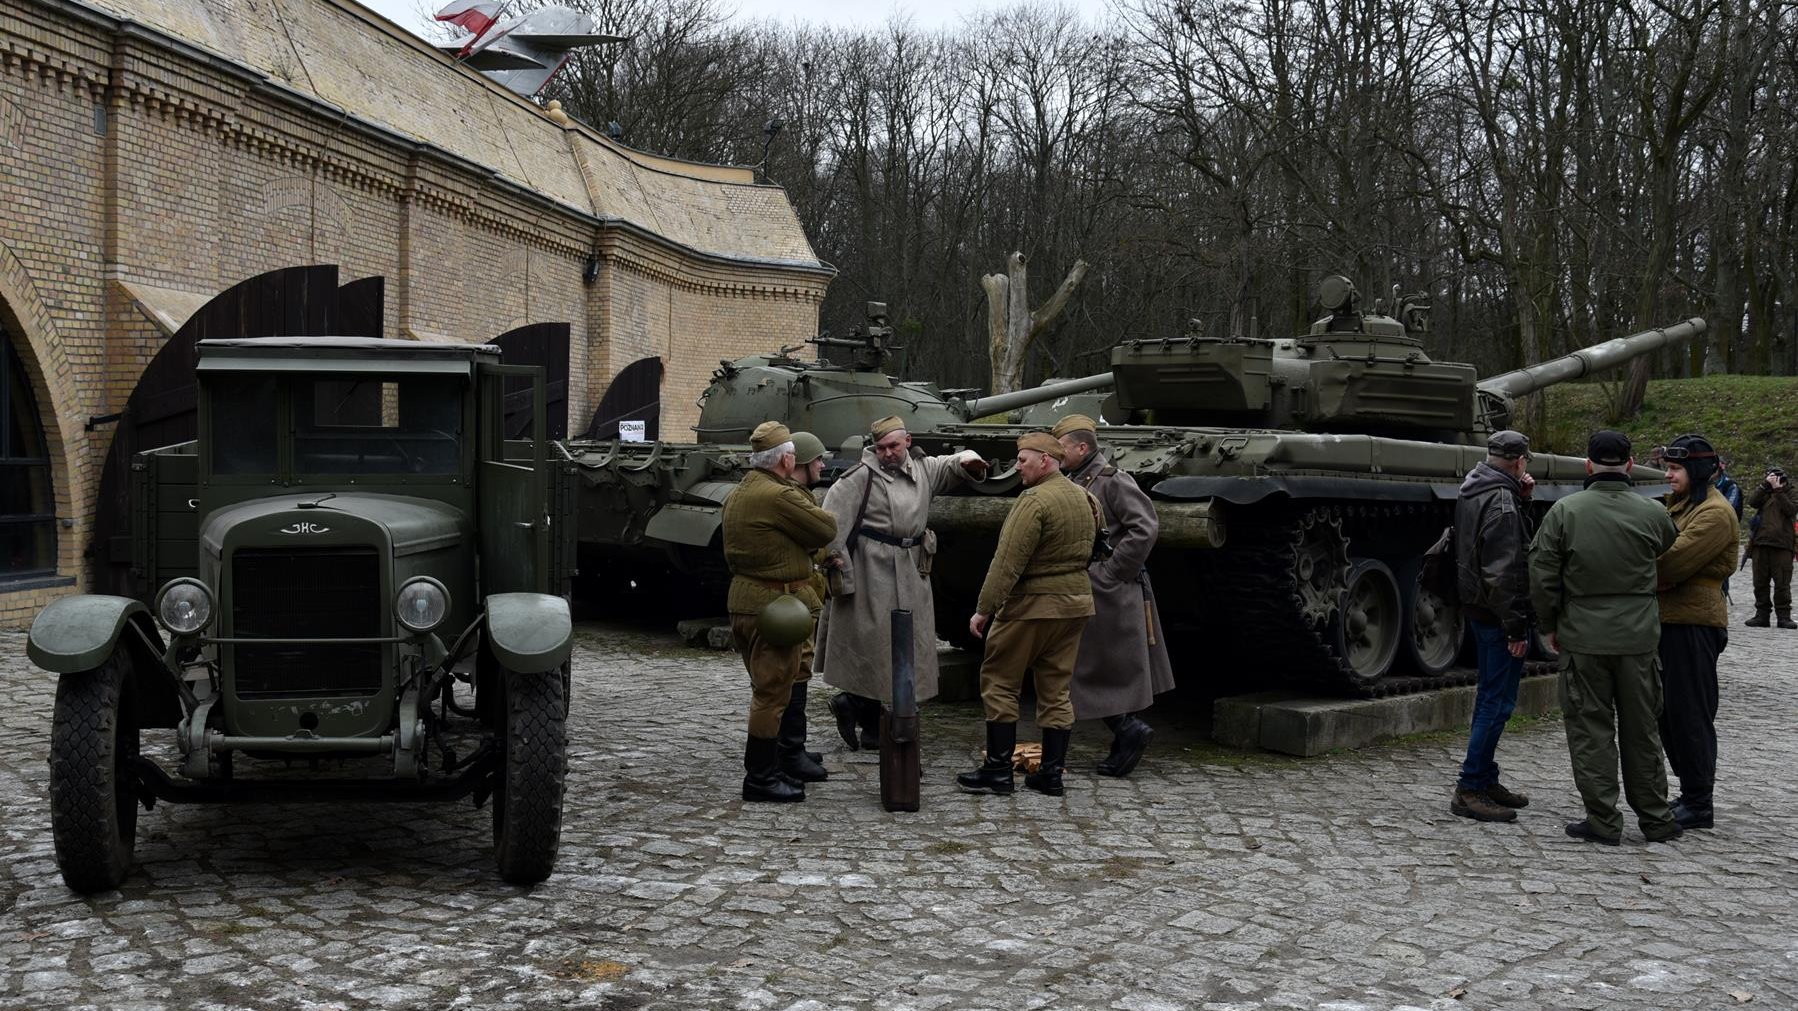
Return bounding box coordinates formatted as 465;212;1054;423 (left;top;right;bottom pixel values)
870;415;907;439
749;421;793;452
1051;413;1098;438
1586;430;1632;466
790;431;826;465
1017;431;1065;462
1487;430;1531;460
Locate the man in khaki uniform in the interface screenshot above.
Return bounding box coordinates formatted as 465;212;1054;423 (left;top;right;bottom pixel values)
817;415;986;749
1053;414;1174;776
721;421;837;803
956;432;1096;798
1529;431;1681;845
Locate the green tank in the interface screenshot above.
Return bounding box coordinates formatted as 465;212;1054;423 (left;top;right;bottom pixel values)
912;277;1707;695
561;303;1111;600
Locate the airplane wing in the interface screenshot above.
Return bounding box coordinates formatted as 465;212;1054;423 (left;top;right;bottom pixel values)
434;44;546;70
508;32;630;46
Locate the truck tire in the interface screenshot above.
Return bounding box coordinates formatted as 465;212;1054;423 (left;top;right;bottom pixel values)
49;651;139;893
492;669;567;885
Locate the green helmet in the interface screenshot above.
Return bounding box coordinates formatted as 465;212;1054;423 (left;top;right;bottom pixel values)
790;430;826;465
756;593;814;647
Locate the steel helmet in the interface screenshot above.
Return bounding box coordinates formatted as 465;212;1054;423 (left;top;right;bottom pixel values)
756;593;813;647
790;431;826;465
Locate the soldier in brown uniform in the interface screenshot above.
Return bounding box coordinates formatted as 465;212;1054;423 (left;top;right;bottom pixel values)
1744;465;1797;628
721;421;837;803
956;432;1097;798
1052;414;1175;776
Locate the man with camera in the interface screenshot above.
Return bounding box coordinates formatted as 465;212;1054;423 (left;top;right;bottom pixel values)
1745;465;1797;629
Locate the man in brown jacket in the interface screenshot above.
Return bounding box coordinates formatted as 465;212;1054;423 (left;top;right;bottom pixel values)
956;432;1096;798
721;421;838;803
1054;413;1175;776
1744;465;1797;628
1655;433;1740;830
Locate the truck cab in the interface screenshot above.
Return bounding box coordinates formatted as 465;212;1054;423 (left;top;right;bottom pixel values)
30;336;577;890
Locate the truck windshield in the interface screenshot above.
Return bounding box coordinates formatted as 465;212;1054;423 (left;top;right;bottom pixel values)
294;374;463;475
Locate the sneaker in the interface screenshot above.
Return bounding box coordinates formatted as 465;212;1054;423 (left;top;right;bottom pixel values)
1484;782;1530;809
1563;819;1621;846
1450;788;1516;823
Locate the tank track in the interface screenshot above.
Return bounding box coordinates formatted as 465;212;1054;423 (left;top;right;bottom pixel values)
1203;500;1545;698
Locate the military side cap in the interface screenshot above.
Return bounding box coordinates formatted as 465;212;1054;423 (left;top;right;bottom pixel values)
870;415;907;439
1587;430;1631;466
750;421;793;452
790;431;826;465
1487;430;1530;459
1017;431;1065;462
1051;413;1098;438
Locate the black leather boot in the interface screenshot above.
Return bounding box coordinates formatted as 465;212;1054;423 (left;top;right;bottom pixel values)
956;721;1016;795
778;683;828;782
1098;715;1127;770
1097;715;1153;778
743;735;804;803
1026;727;1072;796
828;692;863;750
1672;790;1714;829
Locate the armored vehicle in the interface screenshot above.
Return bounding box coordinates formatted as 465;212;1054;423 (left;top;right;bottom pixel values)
564;305;1109;601
913;279;1706;695
29;337;578;890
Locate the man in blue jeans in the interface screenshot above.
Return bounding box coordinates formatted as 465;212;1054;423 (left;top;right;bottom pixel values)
1450;430;1536;823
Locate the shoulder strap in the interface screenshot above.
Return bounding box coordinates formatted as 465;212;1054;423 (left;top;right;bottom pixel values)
843;465;878;556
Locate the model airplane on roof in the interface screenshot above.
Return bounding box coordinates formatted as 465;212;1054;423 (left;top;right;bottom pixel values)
433;1;625;97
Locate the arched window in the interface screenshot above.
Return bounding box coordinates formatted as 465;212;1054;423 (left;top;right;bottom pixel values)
1;320;56;580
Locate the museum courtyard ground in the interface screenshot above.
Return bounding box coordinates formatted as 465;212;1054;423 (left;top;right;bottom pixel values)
2;594;1795;1010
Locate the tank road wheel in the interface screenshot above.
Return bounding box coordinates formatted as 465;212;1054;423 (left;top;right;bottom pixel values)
1328;560;1403;688
48;651;140;893
1290;511;1351;627
1402;565;1466;676
492;669;568;885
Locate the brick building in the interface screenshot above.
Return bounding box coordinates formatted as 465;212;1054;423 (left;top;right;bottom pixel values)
0;0;832;625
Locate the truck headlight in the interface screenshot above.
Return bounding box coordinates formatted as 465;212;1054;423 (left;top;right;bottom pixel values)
395;577;450;633
155;578;214;635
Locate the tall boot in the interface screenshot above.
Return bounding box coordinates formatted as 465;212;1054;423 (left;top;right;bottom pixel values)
1098;715;1128;770
1026;727;1072;797
956;721;1016;795
743;735;805;803
1097;715;1154;778
828;692;863;750
778;683;828;782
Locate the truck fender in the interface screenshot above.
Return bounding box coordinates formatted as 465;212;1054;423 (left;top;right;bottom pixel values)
484;593;573;674
27;595;155;675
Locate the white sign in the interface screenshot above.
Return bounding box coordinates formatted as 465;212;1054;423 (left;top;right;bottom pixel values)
619;420;647;442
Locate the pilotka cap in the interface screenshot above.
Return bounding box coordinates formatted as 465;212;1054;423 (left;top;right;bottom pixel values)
870;415;907;439
749;421;793;452
1587;430;1632;466
1017;431;1066;462
1050;414;1098;438
1487;430;1530;460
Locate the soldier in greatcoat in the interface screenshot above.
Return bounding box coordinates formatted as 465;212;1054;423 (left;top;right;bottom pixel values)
816;415;987;748
1053;414;1175;776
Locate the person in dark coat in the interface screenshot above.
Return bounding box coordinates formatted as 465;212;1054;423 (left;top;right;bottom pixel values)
1449;430;1536;824
1744;464;1796;628
1053;414;1175;776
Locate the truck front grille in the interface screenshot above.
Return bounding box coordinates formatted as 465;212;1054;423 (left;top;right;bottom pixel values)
231;546;383;698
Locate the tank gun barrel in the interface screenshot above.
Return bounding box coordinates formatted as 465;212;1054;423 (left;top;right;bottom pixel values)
955;372;1114;421
1477;318;1707;400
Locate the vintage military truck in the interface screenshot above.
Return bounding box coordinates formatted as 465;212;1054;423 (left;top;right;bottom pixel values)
29;336;578;890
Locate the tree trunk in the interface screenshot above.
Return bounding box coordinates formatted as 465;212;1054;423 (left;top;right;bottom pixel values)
982;252;1089;394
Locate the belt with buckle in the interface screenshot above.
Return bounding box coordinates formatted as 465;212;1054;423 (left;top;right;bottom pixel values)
858;527;923;549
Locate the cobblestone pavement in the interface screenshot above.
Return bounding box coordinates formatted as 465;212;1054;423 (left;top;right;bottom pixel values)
3;594;1797;1011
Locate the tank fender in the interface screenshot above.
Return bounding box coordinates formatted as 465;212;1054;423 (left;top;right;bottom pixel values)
27;595;154;674
645;503;723;548
485;593;573;674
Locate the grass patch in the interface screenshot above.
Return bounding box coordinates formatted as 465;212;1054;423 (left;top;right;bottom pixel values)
1373;708;1564;750
924;840;974;856
1528;374;1798;471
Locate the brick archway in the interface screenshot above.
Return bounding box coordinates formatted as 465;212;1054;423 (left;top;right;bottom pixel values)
0;240;84;606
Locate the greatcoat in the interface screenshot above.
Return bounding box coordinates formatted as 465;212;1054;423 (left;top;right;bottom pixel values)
815;447;971;702
1066;451;1175;718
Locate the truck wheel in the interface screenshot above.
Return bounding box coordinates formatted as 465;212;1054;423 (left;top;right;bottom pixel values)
492;670;568;885
49;651;140;893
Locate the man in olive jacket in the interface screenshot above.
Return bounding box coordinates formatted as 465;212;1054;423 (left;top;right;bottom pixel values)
722;421;838;803
1744;465;1797;628
1655;433;1741;830
1449;430;1536;824
956;432;1096;799
1530;431;1681;844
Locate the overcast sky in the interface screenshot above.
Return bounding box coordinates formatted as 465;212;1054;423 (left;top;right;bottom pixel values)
357;0;1110;37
